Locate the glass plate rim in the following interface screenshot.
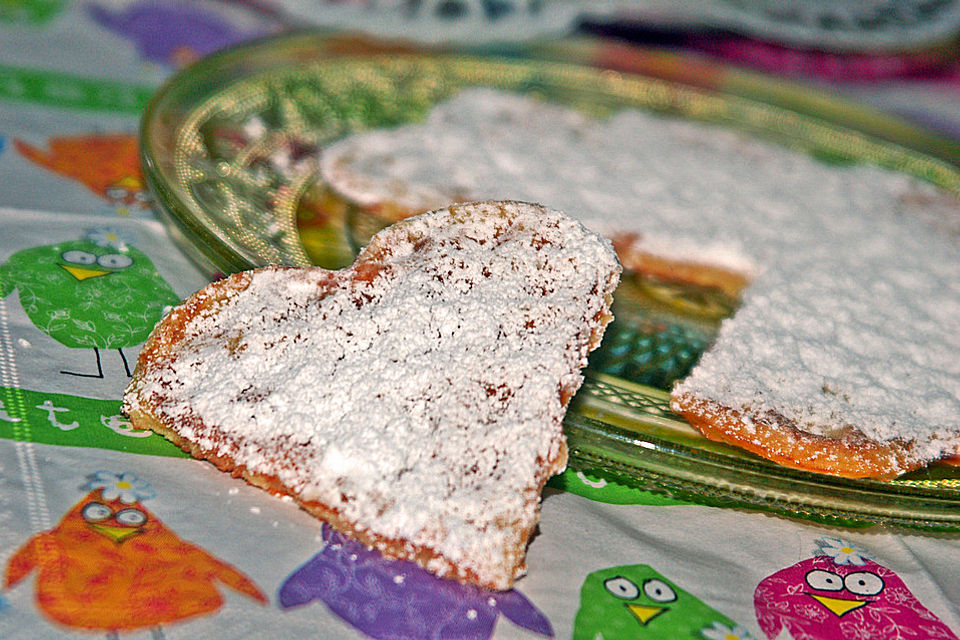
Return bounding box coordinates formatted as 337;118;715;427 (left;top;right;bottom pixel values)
140;30;960;529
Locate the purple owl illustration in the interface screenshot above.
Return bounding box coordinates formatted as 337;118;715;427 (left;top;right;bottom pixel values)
278;524;553;640
87;1;266;67
755;537;958;640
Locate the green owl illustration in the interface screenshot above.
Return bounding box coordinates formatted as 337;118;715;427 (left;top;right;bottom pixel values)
0;229;181;378
573;564;756;640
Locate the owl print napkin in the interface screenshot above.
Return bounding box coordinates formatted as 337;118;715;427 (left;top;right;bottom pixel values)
1;2;960;639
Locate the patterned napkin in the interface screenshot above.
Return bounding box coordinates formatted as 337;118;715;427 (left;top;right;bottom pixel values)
0;2;959;639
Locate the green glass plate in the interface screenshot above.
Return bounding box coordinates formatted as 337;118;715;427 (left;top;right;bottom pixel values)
141;31;960;530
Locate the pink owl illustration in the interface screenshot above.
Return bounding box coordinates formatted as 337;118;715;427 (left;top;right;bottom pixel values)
755;537;958;640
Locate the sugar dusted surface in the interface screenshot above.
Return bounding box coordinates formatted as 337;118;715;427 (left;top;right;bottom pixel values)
128;201;620;587
322;88;960;471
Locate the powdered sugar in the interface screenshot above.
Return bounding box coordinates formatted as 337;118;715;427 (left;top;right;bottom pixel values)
126;201;620;587
322;88;960;471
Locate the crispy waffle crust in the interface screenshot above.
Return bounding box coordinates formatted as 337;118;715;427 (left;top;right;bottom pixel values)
124;201;620;590
608;245;922;481
670;393;919;480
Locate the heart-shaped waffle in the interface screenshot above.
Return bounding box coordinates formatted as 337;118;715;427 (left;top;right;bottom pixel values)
123;201;620;589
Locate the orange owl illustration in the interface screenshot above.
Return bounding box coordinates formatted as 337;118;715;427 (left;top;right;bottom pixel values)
4;472;266;636
14;134;150;213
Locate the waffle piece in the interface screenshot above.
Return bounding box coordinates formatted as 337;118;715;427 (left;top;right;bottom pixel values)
319;88;960;479
123;201;620;589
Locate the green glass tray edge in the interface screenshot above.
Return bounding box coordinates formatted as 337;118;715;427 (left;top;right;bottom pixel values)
142;31;960;275
140;31;960;529
564;408;960;532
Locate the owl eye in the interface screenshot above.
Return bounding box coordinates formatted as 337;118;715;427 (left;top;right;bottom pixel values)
806;569;844;591
844;571;884;596
642;578;677;603
82;502;113;522
61;250;97;265
115;508;147;526
97;253;133;269
133;190;151;203
604;576;640;600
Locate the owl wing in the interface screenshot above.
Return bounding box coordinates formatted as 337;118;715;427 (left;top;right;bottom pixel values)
753;581;786;640
147;272;182;309
193;548;267;604
4;534;44;589
918;619;960;640
128;250;181;310
497;590;553;637
13;140;55;173
277;552;326;609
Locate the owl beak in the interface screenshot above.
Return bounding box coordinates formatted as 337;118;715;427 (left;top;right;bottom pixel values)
91;524;142;544
113;176;141;189
810;594;869;617
626;603;667;625
61;264;109;281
